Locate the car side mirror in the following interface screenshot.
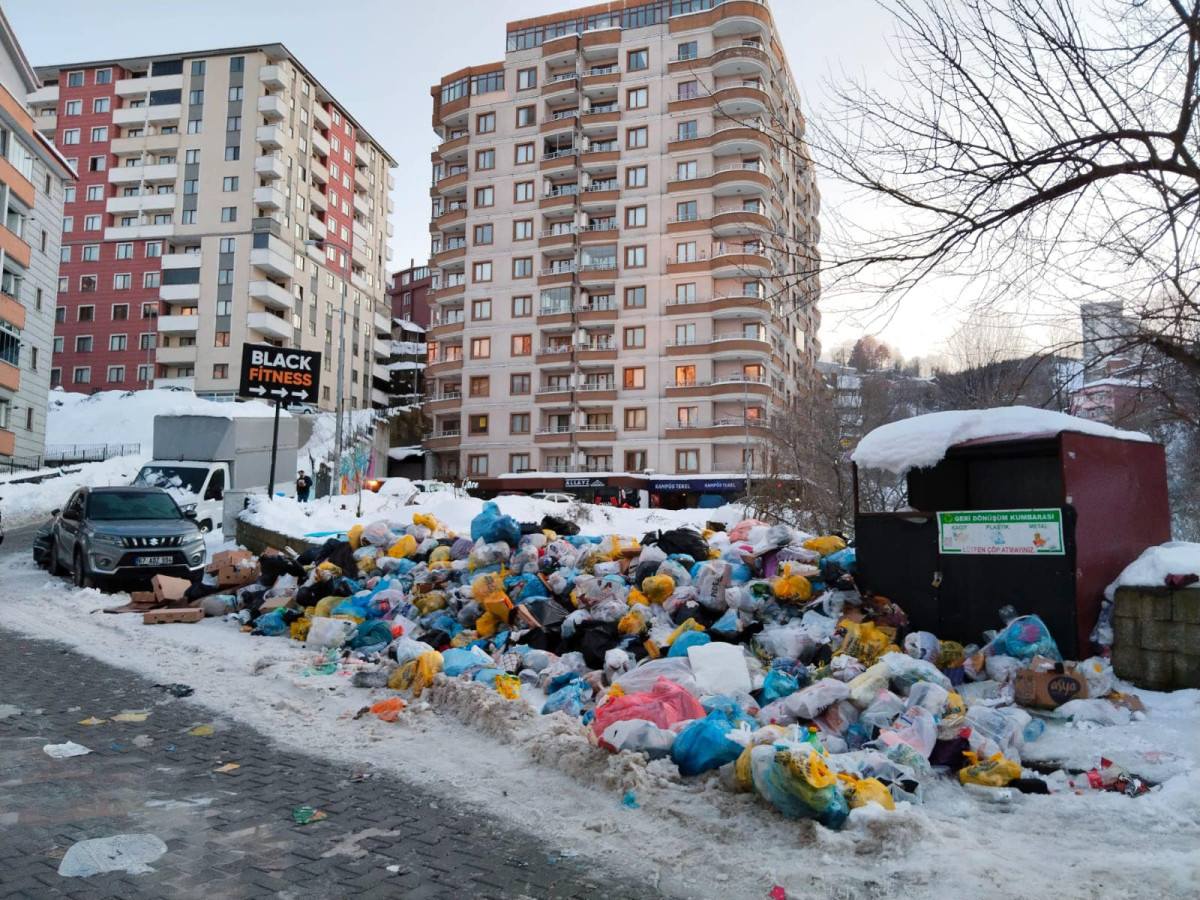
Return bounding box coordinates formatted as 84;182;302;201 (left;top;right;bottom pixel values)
183;509;198;520
51;508;61;516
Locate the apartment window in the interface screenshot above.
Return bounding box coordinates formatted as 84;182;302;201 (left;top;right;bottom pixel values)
60;246;71;263
75;335;93;352
517;68;537;90
675;323;696;345
679;80;700;101
179;209;194;225
515;143;534;164
623;367;645;389
54;336;63;353
213;363;229;379
472;298;492;320
109;334;127;352
476;112;495;134
511;335;531;357
512;296;532;317
676;241;697;263
111;242;134;260
624;408;647;431
626;166;647;188
142;272;160;290
220;206;237;222
515;181;534;202
229;56;244;72
624;450;647;472
82;245;99;261
57;277;68;293
468;414;489;435
191;60;205;75
676;449;700;473
472;261;492;282
226;116;241;132
62;128;80;145
510;413;530;435
66;71;84;87
112;303;129;321
676;200;698;222
225;146;240;161
228;86;243;101
677;406;699;425
64;186;76;203
95;68;112;84
624;286;646;308
510;372;531;393
675;364;696;386
214;332;230;347
626;126;648;149
73;366;90;384
83;215;101;231
628;49;648;71
64;100;82;116
113;274;131;290
513;257;532;278
627;87;648;109
35;288;43;310
219;237;235;253
677;120;698;141
55;306;66;324
510;453;531;473
625;206;646;228
474;186;494;207
469;376;490;398
139;333;156;351
676;160;697;181
189;89;205;105
222;176;238;191
183;179;199;194
513;219;533;241
187;119;202;134
623;326;645;349
625;246;646;268
476;149;495;170
516;106;536;127
217;268;234;285
470;337;491;359
468;455;488;476
473;223;493;245
146;241;162;258
677;41;699;61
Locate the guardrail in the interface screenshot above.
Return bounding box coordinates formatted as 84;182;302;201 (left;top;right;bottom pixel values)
44;442;142;464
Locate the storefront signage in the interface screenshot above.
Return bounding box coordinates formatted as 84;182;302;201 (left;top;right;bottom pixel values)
937;509;1065;555
565;477;605;488
650;479;745;492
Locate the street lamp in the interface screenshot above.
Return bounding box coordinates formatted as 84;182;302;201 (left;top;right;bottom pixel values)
303;238;351;498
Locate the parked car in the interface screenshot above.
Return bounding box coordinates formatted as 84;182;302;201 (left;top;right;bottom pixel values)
32;518;53;567
0;507;4;547
531;492;577;504
47;486;207;589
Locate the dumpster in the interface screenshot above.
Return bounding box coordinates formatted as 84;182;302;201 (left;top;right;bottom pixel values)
852;412;1170;658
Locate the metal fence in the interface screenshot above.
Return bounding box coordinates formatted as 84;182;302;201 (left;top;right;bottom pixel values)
43;443;142;465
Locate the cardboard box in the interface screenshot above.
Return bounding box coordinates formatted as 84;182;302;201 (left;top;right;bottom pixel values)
1015;664;1090;709
151;574;193;604
259;593;296;612
1107;692;1146;713
217;563;259;588
129;590;159;606
143;608;204;625
207;549;253;574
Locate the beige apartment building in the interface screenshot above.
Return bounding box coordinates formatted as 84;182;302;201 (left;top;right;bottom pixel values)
424;0;821;488
28;45;395;409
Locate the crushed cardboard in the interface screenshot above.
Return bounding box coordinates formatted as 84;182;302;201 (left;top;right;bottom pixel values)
143;608;204;625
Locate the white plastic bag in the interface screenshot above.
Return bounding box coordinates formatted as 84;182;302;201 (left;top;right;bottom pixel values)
601;718;676;759
871;706;937;757
847;661;892;710
1055;698;1132;726
306;617;355;649
687;641;752;696
757;678;850;724
906;682;950;717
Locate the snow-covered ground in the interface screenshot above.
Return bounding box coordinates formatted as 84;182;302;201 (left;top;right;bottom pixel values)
1;551;1195;899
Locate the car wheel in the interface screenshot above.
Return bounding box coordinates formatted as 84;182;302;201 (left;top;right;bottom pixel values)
73;549;93;590
198;519;213;534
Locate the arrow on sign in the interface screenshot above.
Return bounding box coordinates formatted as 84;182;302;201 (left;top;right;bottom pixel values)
249;385;267;396
270;388;289;399
291;390;308;398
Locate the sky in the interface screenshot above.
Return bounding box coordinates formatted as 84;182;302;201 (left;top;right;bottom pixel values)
7;0;963;359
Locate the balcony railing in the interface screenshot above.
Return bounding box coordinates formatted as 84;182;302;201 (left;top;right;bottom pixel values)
585;103;618;115
551;109;579;120
542;147;578;160
579;382;616;391
588;65;617;76
584;180;617;192
546;184;579;197
580;296;616;311
540;304;573;316
549;72;580;83
540;262;577;276
428;390;462;402
586;141;618;153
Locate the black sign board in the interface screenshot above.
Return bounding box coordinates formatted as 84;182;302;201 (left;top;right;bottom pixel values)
565;477;606;488
239;343;322;405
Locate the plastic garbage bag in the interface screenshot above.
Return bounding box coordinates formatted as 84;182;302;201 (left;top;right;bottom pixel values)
393;636;434;666
1055;698;1133;726
847;662;892;710
542;679;591;717
982;614;1062;662
1077;657;1117;698
964;705;1026;760
881;652;952;696
959;751;1021;787
349;619;393;650
757;624;819;663
904;631;940;663
861;690;906;734
835;621;896;666
759;748;850;829
672;710;744;776
906;682;950;717
802;535;848;558
687;641;752;695
613;658;699;696
442;645;494;677
758;678;851;725
840;775;895;810
592;677;705;747
871;706;937;758
470;501;521;545
306;616;354;649
668;630;711;657
760;669;801;703
601;718;676;760
389;651;443;698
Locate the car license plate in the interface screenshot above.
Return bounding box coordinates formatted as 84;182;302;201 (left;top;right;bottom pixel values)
136;555;174;566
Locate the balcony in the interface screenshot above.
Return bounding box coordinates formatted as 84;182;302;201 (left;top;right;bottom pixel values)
257;94;287;120
712;80;771;116
254;154;287;180
311;130;330;158
426;356;463;376
160;282;201;302
353;192;369;217
373;338;391;359
712;162;771;196
247;311;293;341
253;185;285;210
424;431;462;451
259;65;286;90
374;311;391;336
250;244;294;279
0;360;18;393
312;103;331;131
105;193;176;215
110;133;177;155
33;111;57;135
664;417;770;441
108;163;178;185
534;427;573;445
248;279;293;311
157;314;200;334
155;345;198;365
28;84;57;105
711;204;770;236
425;391;462;414
307;214;327;239
103;223;175;241
710;245;771;277
256;125;286;149
0;292;26;330
154;376;196;391
115;73;183;97
353;165;368;193
161;252;202;270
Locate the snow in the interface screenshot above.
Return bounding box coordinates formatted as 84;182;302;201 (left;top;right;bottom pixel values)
386;446;423;461
390;340;424;355
1106;542;1200;601
297;408;378;468
0;552;1196;899
393;318;426;333
0;454;149;525
853;406;1152;474
385;360;423;371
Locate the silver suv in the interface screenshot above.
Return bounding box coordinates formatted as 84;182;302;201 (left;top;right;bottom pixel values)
49;486;206;589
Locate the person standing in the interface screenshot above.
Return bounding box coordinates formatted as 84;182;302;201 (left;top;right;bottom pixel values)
296;470;312;502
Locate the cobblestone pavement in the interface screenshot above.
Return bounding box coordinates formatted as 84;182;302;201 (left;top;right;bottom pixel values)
0;629;667;900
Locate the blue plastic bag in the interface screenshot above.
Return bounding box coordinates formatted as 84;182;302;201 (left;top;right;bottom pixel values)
759;749;850;829
668;630;710;657
472;668;504;687
253;609;288;636
442;646;493;677
542;680;591;717
701;696;755;728
349;619;392;649
471;501;520;545
984;614;1062;662
671;710;743;776
760;669;800;703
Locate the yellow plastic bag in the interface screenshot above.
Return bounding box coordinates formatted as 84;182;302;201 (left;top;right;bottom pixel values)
938;640;966;670
387;535;417;559
618;607;648;636
959;751;1021;787
290;616;312;641
774;572;813;603
666;617;704;645
475;611;502;637
786;749;837;789
347;524;364;550
472;572;507;601
316;561;342;576
390;654;442;695
482;595;513;621
803;535;847;557
413;512;441;532
835;620;896;666
840;775;896;810
627;588;650;608
495;674;520;700
734;745;755;792
429;545;452;564
938;691;967;739
312;596;342;618
449;632;474;648
412;592;447;616
642;575;675;604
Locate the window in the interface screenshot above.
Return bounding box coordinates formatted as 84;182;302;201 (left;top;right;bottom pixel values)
677;41;699;61
510;372;531;392
624;326;645;348
624;450;647;472
517;68;537;90
627;87;648;109
109;334;127;351
217;268;234;285
83;214;101;231
187;119;202;134
512;295;532;317
183;179;199;194
469;376;490;398
628;49;648;71
476;149;495;170
213;363;229;379
112;303;129;321
54;336;63;352
474;186;494;207
624;408;647;431
623;367;645;389
82;245;100;261
625;206;647;228
60;246;70;263
64;186;76;203
55;307;66;324
472;298;492;320
145;241;163;258
677;120;698;141
224;146;240;161
220;206;237;222
515;143;534;164
191;60;206;75
470;337;491;358
468;455;488;476
62;128;80;145
515;181;534;202
73;366;90;384
219;237;235;253
222;176;238;191
113;274;131;290
511;335;531;357
516;106;535;127
676;200;698;222
95;68;112;84
139;333;156;351
676;449;700;473
75;335;93;352
510;413;530;434
66;71;83;87
513;219;533;241
676;160;697;181
676;240;697;263
228;86;243;101
626;166;647;188
476;112;495;134
624;286;646;308
625;246;646;268
214;331;230;347
674;364;696;386
468;414;489;435
677;406;699;425
626;126;648;149
137;363;153;382
189;89;205;105
675;323;696;345
113;242;133;260
510;453;531;473
226;116;241;132
473;223;493;245
513;257;532;278
679;80;700;101
472;261;492;282
229;56;244;72
57;277;67;293
65;100;81;116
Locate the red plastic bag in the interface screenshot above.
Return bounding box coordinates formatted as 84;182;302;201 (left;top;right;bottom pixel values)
592;676;704;749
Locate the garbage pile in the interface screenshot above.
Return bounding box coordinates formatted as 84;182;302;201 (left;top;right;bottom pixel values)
196;503;1144;829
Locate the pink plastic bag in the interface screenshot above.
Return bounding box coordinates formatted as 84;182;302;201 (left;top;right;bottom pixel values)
593;677;705;750
728;519;770;542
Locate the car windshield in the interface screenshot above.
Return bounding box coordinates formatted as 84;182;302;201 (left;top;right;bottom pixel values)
88;491;182;521
134;465;207;494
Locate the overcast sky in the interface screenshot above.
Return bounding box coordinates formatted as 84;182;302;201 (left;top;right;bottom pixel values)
9;0;960;358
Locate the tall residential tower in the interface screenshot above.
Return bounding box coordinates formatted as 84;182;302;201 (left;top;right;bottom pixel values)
424;0;820;487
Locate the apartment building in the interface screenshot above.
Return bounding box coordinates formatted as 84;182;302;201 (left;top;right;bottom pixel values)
28;44;396;409
424;0;820;488
387;260;433;328
0;11;75;465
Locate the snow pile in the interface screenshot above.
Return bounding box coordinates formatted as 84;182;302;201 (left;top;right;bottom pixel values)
1106;542;1200;600
853;406;1152;474
0;454;149;525
297;408;377;468
47;389;281;452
